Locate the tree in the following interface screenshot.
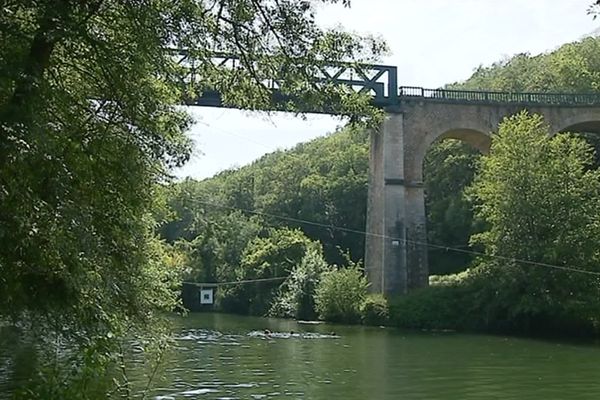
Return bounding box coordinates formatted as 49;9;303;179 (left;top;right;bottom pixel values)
220;227;317;315
425;37;600;276
160;126;370;266
424;139;481;274
270;245;331;320
447;38;600;93
468;112;600;328
0;1;385;397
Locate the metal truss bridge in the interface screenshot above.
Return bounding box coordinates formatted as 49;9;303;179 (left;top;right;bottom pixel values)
179;53;600;112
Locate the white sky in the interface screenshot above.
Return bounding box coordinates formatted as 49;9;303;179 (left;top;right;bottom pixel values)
175;0;600;180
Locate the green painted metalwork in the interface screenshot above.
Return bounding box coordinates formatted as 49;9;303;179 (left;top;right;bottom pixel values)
177;52;398;110
398;86;600;107
176;51;600;111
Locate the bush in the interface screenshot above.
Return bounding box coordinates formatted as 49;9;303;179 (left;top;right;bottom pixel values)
361;294;389;325
429;269;471;287
269;246;331;320
388;270;478;330
314;265;368;323
388;285;470;330
218;228;316;315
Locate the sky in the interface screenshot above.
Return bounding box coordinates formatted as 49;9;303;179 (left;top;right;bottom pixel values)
174;0;600;180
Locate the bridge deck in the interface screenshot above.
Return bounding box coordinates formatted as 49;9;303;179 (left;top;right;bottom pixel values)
179;53;600;111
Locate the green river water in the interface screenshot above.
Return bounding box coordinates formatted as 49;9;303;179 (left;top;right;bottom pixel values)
3;313;600;399
141;313;600;399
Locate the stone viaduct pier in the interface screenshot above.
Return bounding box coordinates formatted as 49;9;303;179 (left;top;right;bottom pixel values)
366;87;600;295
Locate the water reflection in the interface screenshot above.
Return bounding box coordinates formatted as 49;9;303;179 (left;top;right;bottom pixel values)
138;313;600;400
3;314;600;399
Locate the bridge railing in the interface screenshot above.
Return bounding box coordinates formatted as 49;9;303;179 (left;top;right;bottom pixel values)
398;86;600;106
173;50;600;109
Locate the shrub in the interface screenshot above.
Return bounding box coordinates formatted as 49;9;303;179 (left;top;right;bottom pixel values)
361;294;389;325
389;270;478;330
429;269;471;287
314;265;368;323
218;228;315;315
269;246;331;320
388;285;469;330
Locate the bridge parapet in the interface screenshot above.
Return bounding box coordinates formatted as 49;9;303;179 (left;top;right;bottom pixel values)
399;86;600;107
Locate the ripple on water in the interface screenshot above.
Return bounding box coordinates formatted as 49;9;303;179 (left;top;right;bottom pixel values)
179;388;219;396
247;331;338;340
123;315;600;400
223;383;257;388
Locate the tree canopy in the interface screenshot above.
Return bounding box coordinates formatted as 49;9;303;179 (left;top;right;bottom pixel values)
467;111;600;328
0;1;386;397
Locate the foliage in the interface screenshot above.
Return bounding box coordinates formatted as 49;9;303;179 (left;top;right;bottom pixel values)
270;245;332;320
160;127;370;266
387;269;479;330
448;38;600;93
0;0;386;397
182;211;264;284
388;286;469;331
424;139;482;274
392;112;600;335
218;228;318;315
467;111;600;329
252;127;370;265
426;37;600;276
314;261;368;323
360;294;389;325
429;270;471;287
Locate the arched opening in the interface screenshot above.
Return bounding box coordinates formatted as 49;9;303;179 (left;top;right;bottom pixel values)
422;128;490;276
435;128;492;154
556;118;600;170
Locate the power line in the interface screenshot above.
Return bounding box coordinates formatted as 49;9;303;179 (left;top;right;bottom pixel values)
196;120;277;150
184;120;600;278
195;199;600;277
183;276;288;287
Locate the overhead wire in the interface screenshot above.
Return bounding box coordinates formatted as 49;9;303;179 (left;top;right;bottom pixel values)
184;119;600;280
183;276;288;287
194;197;600;278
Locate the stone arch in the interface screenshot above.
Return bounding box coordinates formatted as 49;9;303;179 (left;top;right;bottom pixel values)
415;127;491;276
551;110;600;135
408;125;492;184
432;128;492;153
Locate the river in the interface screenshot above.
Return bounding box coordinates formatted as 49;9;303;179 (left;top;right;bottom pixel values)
3;313;600;399
133;313;600;399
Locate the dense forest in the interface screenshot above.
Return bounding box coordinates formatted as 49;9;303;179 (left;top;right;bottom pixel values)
160;36;600;333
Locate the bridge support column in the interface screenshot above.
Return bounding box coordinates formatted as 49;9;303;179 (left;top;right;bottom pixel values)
365;114;429;296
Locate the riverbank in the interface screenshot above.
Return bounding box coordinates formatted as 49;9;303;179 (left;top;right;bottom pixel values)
197;270;600;340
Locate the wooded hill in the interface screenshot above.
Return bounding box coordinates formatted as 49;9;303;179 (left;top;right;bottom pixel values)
160;37;600;330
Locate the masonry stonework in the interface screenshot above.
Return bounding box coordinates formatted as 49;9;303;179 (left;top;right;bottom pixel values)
365;101;600;296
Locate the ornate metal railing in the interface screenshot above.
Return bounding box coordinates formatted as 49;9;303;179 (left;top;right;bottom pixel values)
398;86;600;106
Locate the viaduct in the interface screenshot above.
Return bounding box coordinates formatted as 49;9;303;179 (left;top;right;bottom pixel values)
185;54;600;296
365;88;600;295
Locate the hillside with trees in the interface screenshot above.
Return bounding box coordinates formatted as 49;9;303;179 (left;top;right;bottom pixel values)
161;36;600;334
